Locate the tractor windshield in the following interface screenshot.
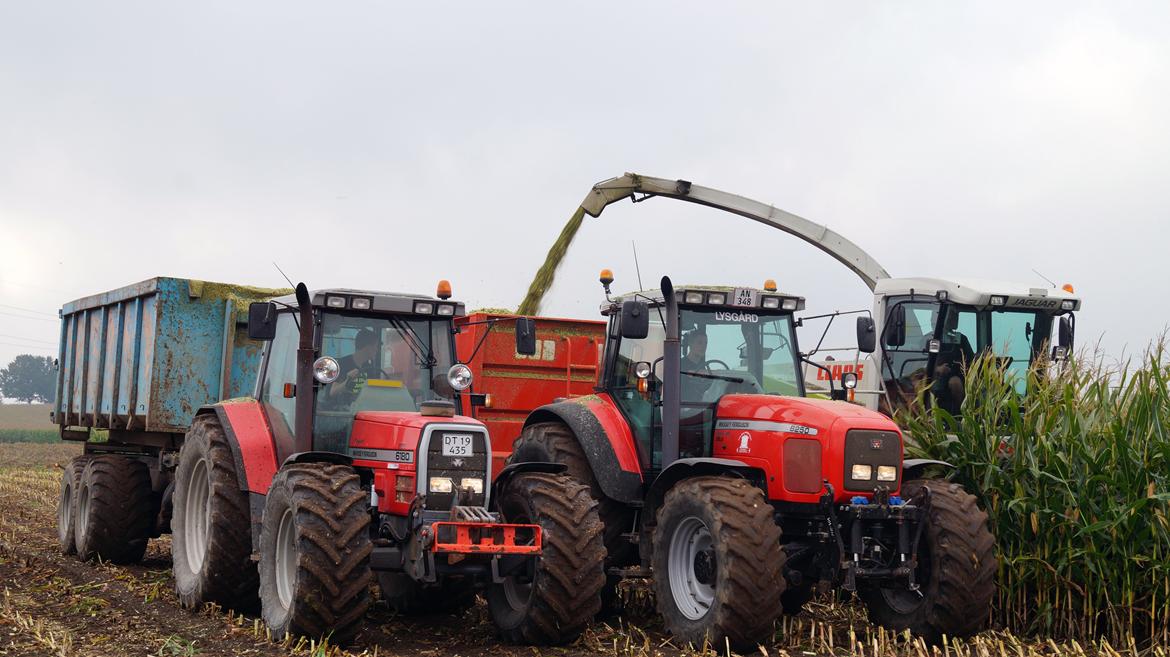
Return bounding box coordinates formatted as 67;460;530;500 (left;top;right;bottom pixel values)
313;311;456;451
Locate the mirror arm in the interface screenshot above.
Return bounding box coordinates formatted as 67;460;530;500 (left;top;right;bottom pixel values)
801;353;838;398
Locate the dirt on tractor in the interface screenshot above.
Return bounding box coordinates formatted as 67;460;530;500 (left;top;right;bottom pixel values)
0;443;1157;657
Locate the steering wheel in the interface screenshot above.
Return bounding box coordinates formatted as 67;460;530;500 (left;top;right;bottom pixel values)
705;360;730;370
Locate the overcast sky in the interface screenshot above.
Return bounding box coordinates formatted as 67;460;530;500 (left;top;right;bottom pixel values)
1;2;1167;380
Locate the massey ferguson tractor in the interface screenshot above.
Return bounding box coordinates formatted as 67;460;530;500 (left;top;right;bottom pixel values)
505;273;997;650
51;277;604;646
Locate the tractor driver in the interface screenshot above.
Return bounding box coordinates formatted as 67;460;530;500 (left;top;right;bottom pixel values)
329;328;386;401
681;330;711;400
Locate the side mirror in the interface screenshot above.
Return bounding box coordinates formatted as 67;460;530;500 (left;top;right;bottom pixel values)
247;302;278;340
1053;315;1074;361
886;304;906;347
515;317;537;356
620;300;650;339
856;316;876;354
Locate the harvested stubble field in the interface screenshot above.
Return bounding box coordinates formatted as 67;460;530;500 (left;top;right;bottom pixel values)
1;444;1164;657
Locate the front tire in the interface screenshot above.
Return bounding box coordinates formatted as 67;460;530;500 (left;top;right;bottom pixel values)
172;414;259;611
652;477;785;651
74;455;153;564
859;479;996;643
259;463;372;645
486;472;606;645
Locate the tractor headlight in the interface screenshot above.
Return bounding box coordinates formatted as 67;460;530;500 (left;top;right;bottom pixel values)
447;363;473;391
877;465;898;481
684;292;705;304
313;357;340;384
1061;300;1075;311
990;295;1007;307
428;477;454;493
460;477;484;494
851;464;873;481
781;298;799;311
707;292;727;305
761;296;781;309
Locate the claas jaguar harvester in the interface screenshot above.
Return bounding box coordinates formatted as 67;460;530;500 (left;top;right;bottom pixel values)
503;273;996;650
51;277;604;646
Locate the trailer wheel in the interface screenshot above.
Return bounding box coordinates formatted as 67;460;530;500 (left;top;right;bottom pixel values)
74;455;153;563
512;422;636;606
57;456;90;555
259;463;372;645
859;479;996;643
652;476;785;651
377;573;476;615
487;472;605;645
172;415;259;611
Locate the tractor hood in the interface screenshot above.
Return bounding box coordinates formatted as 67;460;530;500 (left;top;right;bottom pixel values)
715;394;898;433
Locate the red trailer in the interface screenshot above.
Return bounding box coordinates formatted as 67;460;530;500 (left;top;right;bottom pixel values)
455;312;605;476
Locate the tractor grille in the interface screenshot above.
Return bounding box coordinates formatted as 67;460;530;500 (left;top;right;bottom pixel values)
423;429;488;510
842;429;901;493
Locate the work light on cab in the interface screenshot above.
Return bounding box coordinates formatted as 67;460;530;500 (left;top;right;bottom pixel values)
684;291;704;304
447;363;473;391
313;356;340;384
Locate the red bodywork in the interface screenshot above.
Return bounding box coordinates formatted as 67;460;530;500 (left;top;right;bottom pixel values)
455;312;606;475
218;399;281;494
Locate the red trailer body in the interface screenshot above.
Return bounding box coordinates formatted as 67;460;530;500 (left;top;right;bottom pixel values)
455;312;605;475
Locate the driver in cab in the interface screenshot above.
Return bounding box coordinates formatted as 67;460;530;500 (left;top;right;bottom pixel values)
329;328;386;402
681;331;711;399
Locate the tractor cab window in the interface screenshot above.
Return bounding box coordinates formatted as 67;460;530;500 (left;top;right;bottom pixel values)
314;312;455;452
610;312;667;469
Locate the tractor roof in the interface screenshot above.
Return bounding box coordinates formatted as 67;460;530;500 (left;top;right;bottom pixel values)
874;277;1081;313
273;288;466;317
606;285;806;313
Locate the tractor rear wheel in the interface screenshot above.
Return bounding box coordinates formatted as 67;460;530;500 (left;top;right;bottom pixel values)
377;573;476;615
486;472;606;645
859;479;996;643
172;414;259;611
74;455;153;563
57;456;90;555
512;422;636;606
259;463;372;645
652;476;785;651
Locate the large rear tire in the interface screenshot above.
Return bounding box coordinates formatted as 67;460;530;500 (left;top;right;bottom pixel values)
259;463;372;645
652;476;785;651
74;455;153;564
511;422;636;607
172;414;259;611
377;573;476;616
859;479;996;643
57;456;90;555
486;472;606;645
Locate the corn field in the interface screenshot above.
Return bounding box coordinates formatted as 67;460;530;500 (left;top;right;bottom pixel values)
898;340;1170;645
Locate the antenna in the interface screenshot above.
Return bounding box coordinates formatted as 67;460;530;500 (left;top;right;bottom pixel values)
1032;268;1057;288
271;259;294;287
631;241;645;290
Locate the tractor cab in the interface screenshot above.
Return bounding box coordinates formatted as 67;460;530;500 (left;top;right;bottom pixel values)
873;277;1080;414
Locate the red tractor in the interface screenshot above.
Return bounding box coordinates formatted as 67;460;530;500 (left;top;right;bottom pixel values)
504;274;997;650
56;281;605;646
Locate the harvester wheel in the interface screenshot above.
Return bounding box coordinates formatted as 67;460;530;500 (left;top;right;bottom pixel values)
652;476;785;651
859;479;996;643
487;472;605;645
172;414;259;611
259;463;372;645
74;455;153;563
377;573;476;615
57;455;90;555
512;422;636;606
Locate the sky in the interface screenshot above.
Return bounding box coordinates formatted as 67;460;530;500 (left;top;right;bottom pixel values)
1;2;1168;384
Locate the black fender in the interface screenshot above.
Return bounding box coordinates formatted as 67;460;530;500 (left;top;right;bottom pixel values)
520;402;643;504
902;458;955;481
489;461;567;510
282;451;354;467
643;457;769;527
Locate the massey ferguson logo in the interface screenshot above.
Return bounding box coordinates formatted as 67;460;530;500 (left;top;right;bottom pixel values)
715;311;759;323
870;438;884;450
737;433;751;453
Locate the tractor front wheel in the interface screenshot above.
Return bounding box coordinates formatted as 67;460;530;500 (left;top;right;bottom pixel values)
859;479;996;643
652;476;785;651
486;472;606;645
258;463;372;645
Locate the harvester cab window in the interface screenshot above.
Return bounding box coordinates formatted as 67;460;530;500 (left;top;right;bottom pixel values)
880;299;939;400
988;310;1046;395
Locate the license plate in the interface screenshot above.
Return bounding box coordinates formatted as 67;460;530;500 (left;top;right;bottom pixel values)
441;434;475;457
733;288;758;307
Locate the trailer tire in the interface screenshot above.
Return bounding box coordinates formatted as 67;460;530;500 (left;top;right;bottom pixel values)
859;479;996;643
57;456;90;555
259;463;372;645
74;455;153;564
377;573;476;616
652;476;785;651
512;422;636;607
172;415;259;611
487;472;605;645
